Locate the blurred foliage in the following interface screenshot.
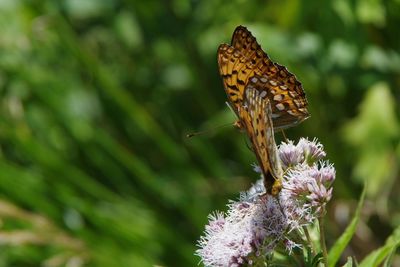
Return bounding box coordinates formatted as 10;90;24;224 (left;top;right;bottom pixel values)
0;0;399;266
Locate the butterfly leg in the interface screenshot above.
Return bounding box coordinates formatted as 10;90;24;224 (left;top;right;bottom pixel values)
233;120;242;130
281;130;288;142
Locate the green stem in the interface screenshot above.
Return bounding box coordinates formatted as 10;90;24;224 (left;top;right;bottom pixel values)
318;216;328;267
302;226;315;254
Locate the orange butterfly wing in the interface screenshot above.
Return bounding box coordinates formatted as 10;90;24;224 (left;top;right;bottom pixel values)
218;25;309;131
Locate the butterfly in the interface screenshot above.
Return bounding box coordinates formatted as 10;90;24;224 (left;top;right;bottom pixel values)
218;25;309;131
238;88;283;195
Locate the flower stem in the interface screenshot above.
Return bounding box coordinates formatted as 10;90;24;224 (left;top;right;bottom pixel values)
302;226;315;254
318;216;328;266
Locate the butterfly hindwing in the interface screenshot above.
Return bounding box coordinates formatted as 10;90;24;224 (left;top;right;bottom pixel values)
246;74;309;131
238;88;283;195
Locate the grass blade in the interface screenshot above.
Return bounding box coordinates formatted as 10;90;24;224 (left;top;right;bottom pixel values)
328;187;366;267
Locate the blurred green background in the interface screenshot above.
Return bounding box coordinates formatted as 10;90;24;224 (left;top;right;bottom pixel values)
0;0;399;266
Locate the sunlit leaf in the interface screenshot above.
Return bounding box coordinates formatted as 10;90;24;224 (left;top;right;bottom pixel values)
359;225;400;267
342;82;399;197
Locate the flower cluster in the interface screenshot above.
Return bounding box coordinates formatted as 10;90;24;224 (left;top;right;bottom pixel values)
196;197;285;267
196;138;335;267
280;138;335;229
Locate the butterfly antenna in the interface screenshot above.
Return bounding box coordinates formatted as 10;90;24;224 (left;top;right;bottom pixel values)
186;122;238;138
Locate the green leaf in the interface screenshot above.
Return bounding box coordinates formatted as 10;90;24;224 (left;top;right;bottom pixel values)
304;247;323;267
359;225;400;267
311;252;324;267
343;257;353;267
328;187;366;267
383;247;396;267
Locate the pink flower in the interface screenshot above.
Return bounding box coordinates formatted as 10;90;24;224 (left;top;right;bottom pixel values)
196;138;335;266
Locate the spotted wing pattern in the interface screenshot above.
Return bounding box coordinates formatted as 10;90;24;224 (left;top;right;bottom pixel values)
218;25;309;131
238;88;283;195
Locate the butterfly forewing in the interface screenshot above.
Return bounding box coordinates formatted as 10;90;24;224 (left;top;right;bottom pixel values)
231;26;268;69
218;25;310;131
218;44;257;116
238;88;283;195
